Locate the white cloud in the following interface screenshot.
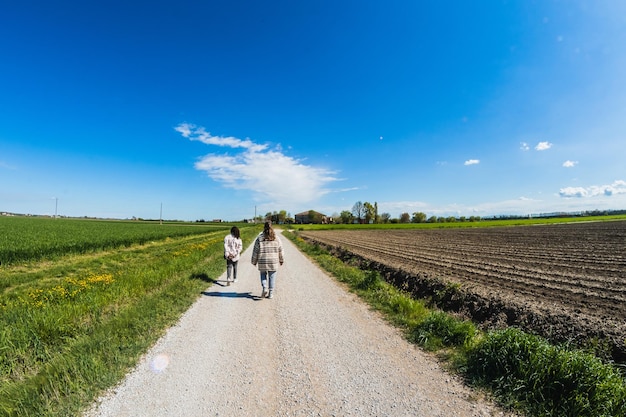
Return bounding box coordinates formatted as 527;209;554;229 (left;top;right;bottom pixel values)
464;159;480;166
176;123;338;206
174;123;193;137
520;142;530;151
535;141;553;151
559;187;588;198
559;180;626;198
176;123;267;152
562;160;578;168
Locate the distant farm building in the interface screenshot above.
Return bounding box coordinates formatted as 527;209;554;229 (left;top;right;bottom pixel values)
294;210;330;224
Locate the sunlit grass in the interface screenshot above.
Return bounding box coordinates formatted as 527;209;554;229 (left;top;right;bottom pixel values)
0;216;232;265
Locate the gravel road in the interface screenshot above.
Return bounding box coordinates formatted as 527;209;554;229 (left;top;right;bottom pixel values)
84;231;515;417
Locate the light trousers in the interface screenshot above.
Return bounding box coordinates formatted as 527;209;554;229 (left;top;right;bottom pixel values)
226;259;238;280
260;270;277;290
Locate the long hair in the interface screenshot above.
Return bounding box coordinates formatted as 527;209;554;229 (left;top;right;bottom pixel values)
263;221;275;241
230;226;240;239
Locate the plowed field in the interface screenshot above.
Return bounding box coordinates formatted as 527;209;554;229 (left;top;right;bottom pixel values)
299;221;626;362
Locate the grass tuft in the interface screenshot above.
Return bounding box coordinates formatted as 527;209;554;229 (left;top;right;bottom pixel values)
465;328;626;416
411;311;476;351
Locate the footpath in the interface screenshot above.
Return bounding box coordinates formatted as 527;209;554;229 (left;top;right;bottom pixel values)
85;231;514;417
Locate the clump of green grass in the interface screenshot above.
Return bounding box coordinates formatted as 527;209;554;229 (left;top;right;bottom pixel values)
411;311;476;351
464;328;626;417
284;230;626;417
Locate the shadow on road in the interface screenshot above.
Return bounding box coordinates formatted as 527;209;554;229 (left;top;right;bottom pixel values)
201;291;261;300
189;272;213;283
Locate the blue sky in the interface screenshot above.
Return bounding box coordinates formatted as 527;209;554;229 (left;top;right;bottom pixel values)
2;1;625;221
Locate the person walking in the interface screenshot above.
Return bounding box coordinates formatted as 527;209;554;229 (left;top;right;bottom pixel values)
251;221;284;299
224;226;243;286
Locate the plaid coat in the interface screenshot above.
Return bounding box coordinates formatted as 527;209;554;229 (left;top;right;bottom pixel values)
251;233;284;272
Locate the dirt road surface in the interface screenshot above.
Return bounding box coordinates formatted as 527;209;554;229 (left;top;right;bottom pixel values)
84;232;515;417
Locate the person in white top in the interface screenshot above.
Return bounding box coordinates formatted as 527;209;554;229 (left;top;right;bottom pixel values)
223;226;243;286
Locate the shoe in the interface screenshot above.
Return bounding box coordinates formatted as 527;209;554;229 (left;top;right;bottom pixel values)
227;280;231;286
261;288;268;298
267;291;273;299
233;279;238;283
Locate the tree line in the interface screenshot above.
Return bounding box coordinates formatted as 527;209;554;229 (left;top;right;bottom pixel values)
259;205;626;225
335;201;482;224
257;203;482;225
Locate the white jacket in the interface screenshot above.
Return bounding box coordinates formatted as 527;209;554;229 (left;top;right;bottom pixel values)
224;233;243;262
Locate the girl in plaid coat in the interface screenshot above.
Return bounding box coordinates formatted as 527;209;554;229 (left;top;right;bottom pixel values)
251;222;284;299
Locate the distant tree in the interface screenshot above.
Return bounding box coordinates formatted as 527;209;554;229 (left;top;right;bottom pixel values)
352;201;366;223
446;216;456;223
428;216;438;223
278;210;287;224
437;216;445;223
364;202;375;224
399;212;411;223
266;211;280;223
374;201;380;223
411;212;427;223
469;216;481;222
459;216;466;222
308;210;324;224
339;210;354;224
380;212;391;223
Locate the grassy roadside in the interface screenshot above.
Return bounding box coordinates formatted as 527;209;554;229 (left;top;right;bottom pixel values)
0;226;259;417
284;230;626;417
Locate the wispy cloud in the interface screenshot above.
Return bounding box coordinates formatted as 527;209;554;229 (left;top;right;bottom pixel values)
176;123;267;152
520;142;530;151
562;160;578;168
535;141;553;151
464;159;480;166
176;123;338;206
559;180;626;198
